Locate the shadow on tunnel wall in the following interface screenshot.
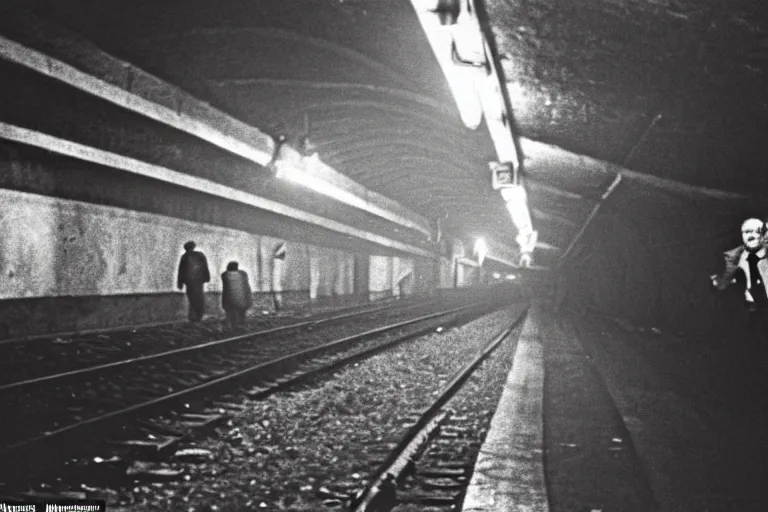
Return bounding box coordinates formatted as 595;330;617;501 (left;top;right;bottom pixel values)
564;210;746;343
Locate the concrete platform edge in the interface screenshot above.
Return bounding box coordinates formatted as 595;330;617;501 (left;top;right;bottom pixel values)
462;302;550;511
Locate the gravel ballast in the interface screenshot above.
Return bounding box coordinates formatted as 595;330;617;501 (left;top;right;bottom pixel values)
102;304;527;511
0;297;425;385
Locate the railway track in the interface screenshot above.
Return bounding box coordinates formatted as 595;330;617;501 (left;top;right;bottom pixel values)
0;294;429;387
0;292;508;496
348;307;529;511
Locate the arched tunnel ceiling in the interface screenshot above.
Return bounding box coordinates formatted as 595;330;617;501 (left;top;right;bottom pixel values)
488;0;768;194
9;0;768;267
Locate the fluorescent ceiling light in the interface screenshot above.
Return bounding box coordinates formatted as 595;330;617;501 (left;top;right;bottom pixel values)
408;0;485;129
275;157;353;204
442;56;485;129
500;185;531;230
274;153;430;237
500;184;537;255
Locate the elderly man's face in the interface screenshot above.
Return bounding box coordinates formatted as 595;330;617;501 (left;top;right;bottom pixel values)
741;219;765;251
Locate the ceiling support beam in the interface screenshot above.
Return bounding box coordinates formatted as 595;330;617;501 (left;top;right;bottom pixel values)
0;35;274;166
521;138;747;201
0;29;432;238
0;122;435;258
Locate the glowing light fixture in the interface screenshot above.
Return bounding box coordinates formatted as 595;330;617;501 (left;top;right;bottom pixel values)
272;151;432;238
478;77;505;125
276;154;394;224
500;185;531;231
408;0;486;130
474;237;487;266
499;184;537;265
275;155;349;203
449;70;484;129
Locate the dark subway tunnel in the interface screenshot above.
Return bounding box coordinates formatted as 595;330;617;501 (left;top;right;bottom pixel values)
0;0;763;337
0;0;767;509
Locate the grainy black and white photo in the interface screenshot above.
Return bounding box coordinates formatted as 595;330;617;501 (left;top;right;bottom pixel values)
0;0;766;510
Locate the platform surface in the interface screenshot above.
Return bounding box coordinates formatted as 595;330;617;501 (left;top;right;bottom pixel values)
463;305;768;511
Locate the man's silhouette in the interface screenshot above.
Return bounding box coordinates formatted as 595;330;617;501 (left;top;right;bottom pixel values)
177;241;210;322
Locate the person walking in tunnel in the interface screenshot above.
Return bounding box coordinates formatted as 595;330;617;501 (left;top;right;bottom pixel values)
177;241;211;322
711;218;768;343
221;261;253;329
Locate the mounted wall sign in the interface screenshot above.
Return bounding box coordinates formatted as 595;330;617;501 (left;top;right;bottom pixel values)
489;161;516;190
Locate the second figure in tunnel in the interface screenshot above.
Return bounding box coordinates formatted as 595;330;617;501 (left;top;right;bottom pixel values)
711;217;768;343
221;261;253;329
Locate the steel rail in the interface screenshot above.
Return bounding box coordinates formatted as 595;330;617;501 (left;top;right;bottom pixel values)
0;301;488;457
0;297;436;393
350;306;530;511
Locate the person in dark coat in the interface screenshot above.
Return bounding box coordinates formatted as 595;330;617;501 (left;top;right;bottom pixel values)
221;261;253;328
177;241;210;322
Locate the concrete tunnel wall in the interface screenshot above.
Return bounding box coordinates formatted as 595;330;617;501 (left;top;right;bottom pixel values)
0;118;482;341
0;188;488;341
0;8;500;342
563;193;750;340
369;255;417;300
0;187;443;341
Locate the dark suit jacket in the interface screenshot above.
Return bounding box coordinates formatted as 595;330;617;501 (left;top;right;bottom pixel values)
714;245;768;302
177;251;211;288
